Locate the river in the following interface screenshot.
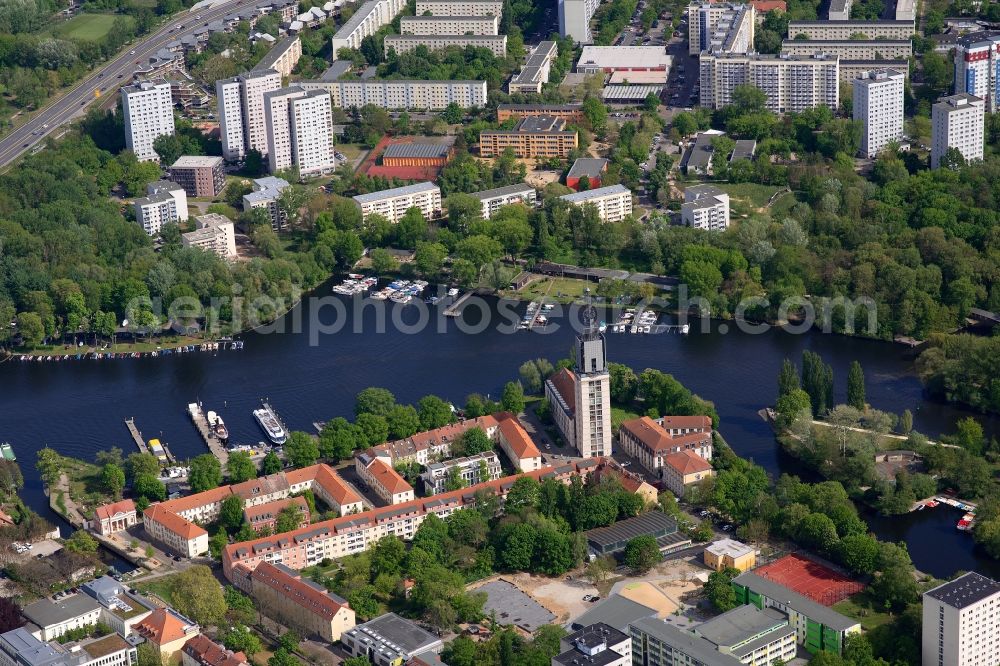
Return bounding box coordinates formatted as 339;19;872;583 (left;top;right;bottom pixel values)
1;281;997;579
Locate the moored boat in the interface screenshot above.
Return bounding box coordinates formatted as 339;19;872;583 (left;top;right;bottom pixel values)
253;404;287;445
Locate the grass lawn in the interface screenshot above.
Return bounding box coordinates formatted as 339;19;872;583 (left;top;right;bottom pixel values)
51;14;131;41
500;276;595;304
832;593;894;631
611;406;642;430
134;575;179;604
716;183;785;210
56;453;113;519
335;144;368;161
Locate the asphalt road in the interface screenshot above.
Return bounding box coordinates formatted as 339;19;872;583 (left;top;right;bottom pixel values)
0;0;271;169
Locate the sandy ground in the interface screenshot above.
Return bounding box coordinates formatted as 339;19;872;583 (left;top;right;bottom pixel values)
484;573;598;625
525;170;561;189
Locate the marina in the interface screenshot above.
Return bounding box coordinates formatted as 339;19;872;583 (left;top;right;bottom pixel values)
187;402;231;466
332;274;378;295
10;340;244;362
124;418;176;464
369;279;430;304
124;418;150;455
254;402;288;446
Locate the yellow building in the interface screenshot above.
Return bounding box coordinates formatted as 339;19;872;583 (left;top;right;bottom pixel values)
704;538;757;572
479;115;578;158
134;608;200;665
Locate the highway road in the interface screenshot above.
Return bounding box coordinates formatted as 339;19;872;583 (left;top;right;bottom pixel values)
0;0;270;169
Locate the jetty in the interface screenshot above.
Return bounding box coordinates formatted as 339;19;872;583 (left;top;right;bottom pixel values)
443;288;485;317
124;418;149;454
187;403;229;466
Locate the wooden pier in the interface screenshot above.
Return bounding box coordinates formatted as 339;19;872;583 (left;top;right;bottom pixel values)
187;403;229;466
443;289;485;317
124;418;149;454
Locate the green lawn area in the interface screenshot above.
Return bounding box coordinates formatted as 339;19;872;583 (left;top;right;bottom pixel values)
50;13;132;41
832;593;894;631
335;144;368;161
134;575;179;604
611;406;642;430
57;454;113;519
500;275;594;304
716;183;785;210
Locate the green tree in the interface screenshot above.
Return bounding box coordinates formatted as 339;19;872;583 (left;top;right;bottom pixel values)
261;451;282;475
837;533;880;575
226;451;256;483
705;568;740;611
623;535;662;574
134;474;166;502
955;417;985;455
189;454;222;493
847;361;866;410
170;566;228;626
775;389;812;429
275;505;304;533
101;463;125;499
65;530;99;554
219;494;244;534
501;381;525;414
356;413;390;445
285;432;320;468
125;453;160;484
777;358;799;397
222;625;261;656
414;242;448;278
505;476;540;512
355;387;396;417
224;587;257;626
370;248;400;275
458;428;493;456
608;363;639;403
36;448;62;486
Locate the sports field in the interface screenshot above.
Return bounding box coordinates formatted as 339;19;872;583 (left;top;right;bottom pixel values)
755;553;865;606
51;13;131;41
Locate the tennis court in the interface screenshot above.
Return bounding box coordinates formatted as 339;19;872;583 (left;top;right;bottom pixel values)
755;554;864;606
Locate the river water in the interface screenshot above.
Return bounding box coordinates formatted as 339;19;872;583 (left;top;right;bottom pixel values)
1;283;997;578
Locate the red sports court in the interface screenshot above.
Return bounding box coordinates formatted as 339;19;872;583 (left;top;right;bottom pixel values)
755;554;864;606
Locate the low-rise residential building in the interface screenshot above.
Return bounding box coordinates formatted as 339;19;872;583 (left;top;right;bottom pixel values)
591;461;658;506
470;183;537;219
704;539;757;572
618;416;713;478
356;454;416;505
560;185;633;223
785;19;914;40
134;189;183;236
298;79;487;110
0;628;137;666
243;562;356;642
496;103;584;123
384;34;507;57
731;573;861;653
353;182;442;223
682;185;730;231
839;59;908;84
255;35;301;77
366;415;502;465
148;179;189;220
415;0;503;14
553;623;631;666
243;176;290;230
143;504;211;557
181;635;249;666
92;499;138;536
509;41;558;94
134;609;200;665
400;14;499;34
285;464;365;516
496;415;542;472
330;0;408;52
21;595;102;641
80;576;154;638
631;618;744;666
931;93;984;169
244;496;311;532
182;213;237;259
480;115;578;158
680;130;727;175
576;46;672;74
780;39;912;60
828;0;851;19
420;452;502;495
168;156;225;197
662;450;714;497
566;158;609;190
584;510;690;557
341;613;443;666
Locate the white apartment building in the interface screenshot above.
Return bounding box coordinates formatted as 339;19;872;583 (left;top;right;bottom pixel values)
470;183;537;219
853;68;905;158
330;0;407;53
509;40;558;94
298;79;487;110
134;193;180;236
681;185;731;231
121;80;174;162
828;0;852;20
780;39;912;60
558;0;600;43
560;184;633;223
687;2;755;55
148;180;188;222
785;19;915;41
931;93;984;168
264;87;335;175
256;35;301;77
353;182;442;223
415;0;503;14
419;452;502;495
216;69;282;161
182;213;238;259
840;59;909;84
922;572;1000;666
554;624;631;666
383;34;506;57
954;32;1000;112
0;628;137;666
243;176;290;230
895;0;915;20
400;14;499;35
699;53;839;113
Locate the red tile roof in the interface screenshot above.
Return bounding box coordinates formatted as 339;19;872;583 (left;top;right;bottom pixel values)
750;0;786;11
157;485;233;515
496;414;541;460
663;450;713;475
314;464;362;506
659;415;712;431
251;562;349;620
135;608;196;646
366;458;413;495
182;635;248;666
231;474;289;501
144;504;208;541
95;499;136;521
621;416;710;453
244;496;310;527
547;368;577;413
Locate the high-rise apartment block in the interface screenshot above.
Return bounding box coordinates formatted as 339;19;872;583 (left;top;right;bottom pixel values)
699;53;839;113
785;20;914;41
330;0;407;53
687;2;755;55
121;81;175;162
383;34;507;57
953;31;1000;112
216;69;282;161
399;15;499;35
134;180;187;236
263;87;335;176
572;325;613;458
298;79;487;110
558;0;600;43
922;572;1000;666
415;0;503;14
853;69;905;158
931;93;984;168
168;155;225;197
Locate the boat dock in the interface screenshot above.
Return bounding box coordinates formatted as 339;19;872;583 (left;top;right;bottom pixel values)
124;418;149;455
187;403;229;466
443;289;483;317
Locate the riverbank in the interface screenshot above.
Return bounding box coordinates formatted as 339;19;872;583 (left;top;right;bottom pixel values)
6;338;245;362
